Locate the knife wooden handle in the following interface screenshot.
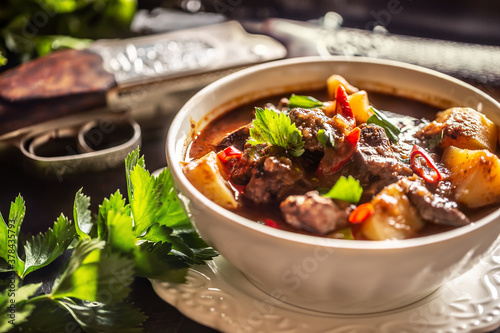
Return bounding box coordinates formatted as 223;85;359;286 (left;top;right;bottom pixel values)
0;49;116;135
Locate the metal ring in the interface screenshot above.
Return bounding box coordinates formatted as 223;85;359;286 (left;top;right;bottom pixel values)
26;127;81;156
19;114;142;178
77;116;138;154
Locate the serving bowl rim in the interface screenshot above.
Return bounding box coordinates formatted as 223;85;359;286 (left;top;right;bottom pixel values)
166;55;500;250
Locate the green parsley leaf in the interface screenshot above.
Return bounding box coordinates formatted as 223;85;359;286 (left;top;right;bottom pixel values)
0;217;8;269
125;147;146;201
97;187;190;282
248;107;305;157
155;168;192;228
97;190;129;240
0;280;41;330
73;189;93;240
323;176;363;204
0;195;26;276
106;208;136;255
134;242;189;283
51;239;134;304
141;224;217;266
126;156;163;237
288;94;324;109
317;129;335;148
367;107;401;143
108;150;216;281
173;230;219;263
14;300;75;332
21;214;75;278
141;223;173;244
98;191;188;281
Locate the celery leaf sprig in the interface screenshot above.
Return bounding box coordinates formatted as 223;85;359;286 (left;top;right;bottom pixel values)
0;147;217;332
248;107;305;157
323;176;363;204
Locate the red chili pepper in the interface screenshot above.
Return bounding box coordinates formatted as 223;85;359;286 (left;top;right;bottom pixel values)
262;218;280;229
317;127;360;175
349;203;375;224
345;126;360;145
335;85;355;123
410;145;442;184
217;146;242;162
217;146;242;174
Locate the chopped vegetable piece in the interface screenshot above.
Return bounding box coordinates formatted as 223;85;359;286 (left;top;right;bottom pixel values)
247;107;305;157
367;107;401;143
217;146;242;162
442;146;500;208
288;94;324;109
410;145;442;184
349;203;375;224
318;127;361;175
327;74;359;100
262;218;280;229
317;129;335;148
323;176;363;204
335;85;355;123
182;151;239;209
348;90;373;124
332;227;355;240
359;182;425;240
217;146;242;173
417;107;498;152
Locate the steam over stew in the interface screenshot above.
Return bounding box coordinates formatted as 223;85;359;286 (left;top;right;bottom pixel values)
182;75;500;240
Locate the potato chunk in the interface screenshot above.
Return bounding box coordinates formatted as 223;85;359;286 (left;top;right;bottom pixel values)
326;74;359;100
348;90;373;124
324;74;372;123
418;107;498;152
442;146;500;208
182;151;238;210
359;182;425;240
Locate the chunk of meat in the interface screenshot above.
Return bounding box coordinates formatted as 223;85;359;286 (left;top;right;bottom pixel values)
401;177;470;227
356;124;405;177
230;143;269;185
288;108;333;152
337;124;412;196
280;191;350;234
215;125;250;152
288;108;351;153
243;156;312;205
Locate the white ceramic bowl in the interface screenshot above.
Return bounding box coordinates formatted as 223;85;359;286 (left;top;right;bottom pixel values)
166;56;500;314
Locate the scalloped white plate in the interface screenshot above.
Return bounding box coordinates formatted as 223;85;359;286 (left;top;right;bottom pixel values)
152;238;500;333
